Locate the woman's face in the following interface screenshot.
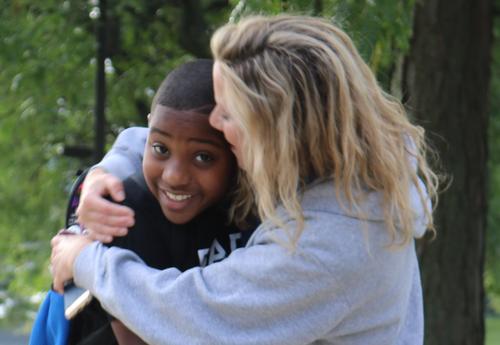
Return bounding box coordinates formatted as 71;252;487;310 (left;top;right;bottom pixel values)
209;62;245;169
143;104;235;224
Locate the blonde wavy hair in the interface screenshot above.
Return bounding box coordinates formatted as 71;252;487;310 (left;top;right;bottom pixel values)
211;15;439;246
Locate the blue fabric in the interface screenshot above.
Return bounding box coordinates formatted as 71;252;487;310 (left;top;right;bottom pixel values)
29;289;69;345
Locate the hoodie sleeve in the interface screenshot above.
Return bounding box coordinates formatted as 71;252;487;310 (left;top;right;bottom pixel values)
94;127;148;180
73;229;347;345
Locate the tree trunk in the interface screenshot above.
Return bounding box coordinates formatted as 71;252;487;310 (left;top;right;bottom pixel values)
402;0;492;344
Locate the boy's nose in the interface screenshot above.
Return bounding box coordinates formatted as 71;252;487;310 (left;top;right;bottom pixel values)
162;160;190;187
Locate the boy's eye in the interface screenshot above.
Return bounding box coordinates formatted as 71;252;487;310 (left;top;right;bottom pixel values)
152;143;169;156
195;153;214;164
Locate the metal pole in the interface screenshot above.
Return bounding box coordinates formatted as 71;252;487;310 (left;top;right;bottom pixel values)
94;0;107;163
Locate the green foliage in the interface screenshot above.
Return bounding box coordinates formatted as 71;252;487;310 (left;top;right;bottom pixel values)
0;1;90;330
486;317;500;345
0;0;232;330
230;0;415;89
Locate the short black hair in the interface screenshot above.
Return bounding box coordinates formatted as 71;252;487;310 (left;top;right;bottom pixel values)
152;59;214;115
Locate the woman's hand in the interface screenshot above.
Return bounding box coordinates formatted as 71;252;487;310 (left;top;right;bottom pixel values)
77;168;135;243
50;233;93;293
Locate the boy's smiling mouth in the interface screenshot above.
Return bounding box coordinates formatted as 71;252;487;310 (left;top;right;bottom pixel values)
157;189;196;215
165;191;193;201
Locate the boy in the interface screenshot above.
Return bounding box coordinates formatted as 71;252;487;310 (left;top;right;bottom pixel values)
37;59;255;345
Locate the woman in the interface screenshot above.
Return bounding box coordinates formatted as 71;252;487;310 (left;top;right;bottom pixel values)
51;15;438;344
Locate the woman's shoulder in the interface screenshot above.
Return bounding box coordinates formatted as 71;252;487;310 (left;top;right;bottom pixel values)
115;127;148;145
251;180;415;276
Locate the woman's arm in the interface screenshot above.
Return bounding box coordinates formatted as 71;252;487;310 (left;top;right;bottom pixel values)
77;127;148;241
67;228;347;345
93;127;148;180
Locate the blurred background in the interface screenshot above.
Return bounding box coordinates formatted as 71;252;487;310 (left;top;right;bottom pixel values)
0;1;498;344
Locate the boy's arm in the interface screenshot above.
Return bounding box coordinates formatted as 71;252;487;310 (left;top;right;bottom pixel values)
111;320;148;345
77;127;148;242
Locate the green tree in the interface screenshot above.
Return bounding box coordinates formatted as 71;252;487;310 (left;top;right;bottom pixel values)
0;1;95;327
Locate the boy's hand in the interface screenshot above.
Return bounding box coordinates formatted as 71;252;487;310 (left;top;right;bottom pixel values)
77;168;135;243
50;233;93;293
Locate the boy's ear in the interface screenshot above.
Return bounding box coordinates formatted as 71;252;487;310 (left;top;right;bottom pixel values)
147;113;151;123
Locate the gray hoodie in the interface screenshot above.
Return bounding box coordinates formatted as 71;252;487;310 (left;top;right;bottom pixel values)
78;127;427;344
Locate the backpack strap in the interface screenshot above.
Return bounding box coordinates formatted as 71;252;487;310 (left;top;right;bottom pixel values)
65;169;89;228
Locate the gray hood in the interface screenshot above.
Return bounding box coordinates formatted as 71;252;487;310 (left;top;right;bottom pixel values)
299;178;431;239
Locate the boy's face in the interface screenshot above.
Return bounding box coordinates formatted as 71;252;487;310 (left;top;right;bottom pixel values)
143;104;235;224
